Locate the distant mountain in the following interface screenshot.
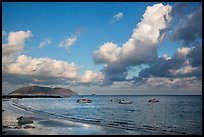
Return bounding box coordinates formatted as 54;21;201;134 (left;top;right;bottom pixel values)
9;86;78;96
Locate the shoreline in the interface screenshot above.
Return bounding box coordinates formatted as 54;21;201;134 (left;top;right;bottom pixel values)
2;97;201;135
2;99;136;135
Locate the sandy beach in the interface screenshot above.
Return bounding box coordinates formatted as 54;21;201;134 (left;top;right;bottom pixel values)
2;99;136;135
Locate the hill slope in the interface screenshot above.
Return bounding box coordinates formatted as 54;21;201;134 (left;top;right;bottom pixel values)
9;86;78;95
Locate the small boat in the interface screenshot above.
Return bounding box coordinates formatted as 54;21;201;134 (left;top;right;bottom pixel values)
77;98;92;103
148;98;159;103
118;100;132;104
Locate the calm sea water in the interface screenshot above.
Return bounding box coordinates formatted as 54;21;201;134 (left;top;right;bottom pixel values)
14;95;202;135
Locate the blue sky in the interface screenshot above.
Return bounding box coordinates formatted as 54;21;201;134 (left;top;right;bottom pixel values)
2;2;202;95
2;2;178;72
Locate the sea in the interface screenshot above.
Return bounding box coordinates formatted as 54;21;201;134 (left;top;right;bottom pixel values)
12;95;202;135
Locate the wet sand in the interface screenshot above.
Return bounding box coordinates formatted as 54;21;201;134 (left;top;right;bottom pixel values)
2;99;135;135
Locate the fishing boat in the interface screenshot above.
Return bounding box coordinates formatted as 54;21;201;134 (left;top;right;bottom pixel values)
148;98;159;103
77;98;92;103
118;100;132;104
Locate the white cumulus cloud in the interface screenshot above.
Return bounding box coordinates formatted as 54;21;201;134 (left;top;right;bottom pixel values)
5;55;79;79
93;3;172;84
3;54;104;86
80;70;104;83
2;30;33;65
93;42;122;64
94;3;172;65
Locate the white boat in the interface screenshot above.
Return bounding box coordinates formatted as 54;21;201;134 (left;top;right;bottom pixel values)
118;100;132;104
77;98;92;103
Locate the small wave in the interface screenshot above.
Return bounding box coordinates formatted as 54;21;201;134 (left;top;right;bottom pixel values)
114;121;129;125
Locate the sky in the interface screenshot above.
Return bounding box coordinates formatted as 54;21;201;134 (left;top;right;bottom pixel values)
2;2;202;95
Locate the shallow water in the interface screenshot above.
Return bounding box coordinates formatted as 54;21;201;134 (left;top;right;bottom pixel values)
13;95;202;135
